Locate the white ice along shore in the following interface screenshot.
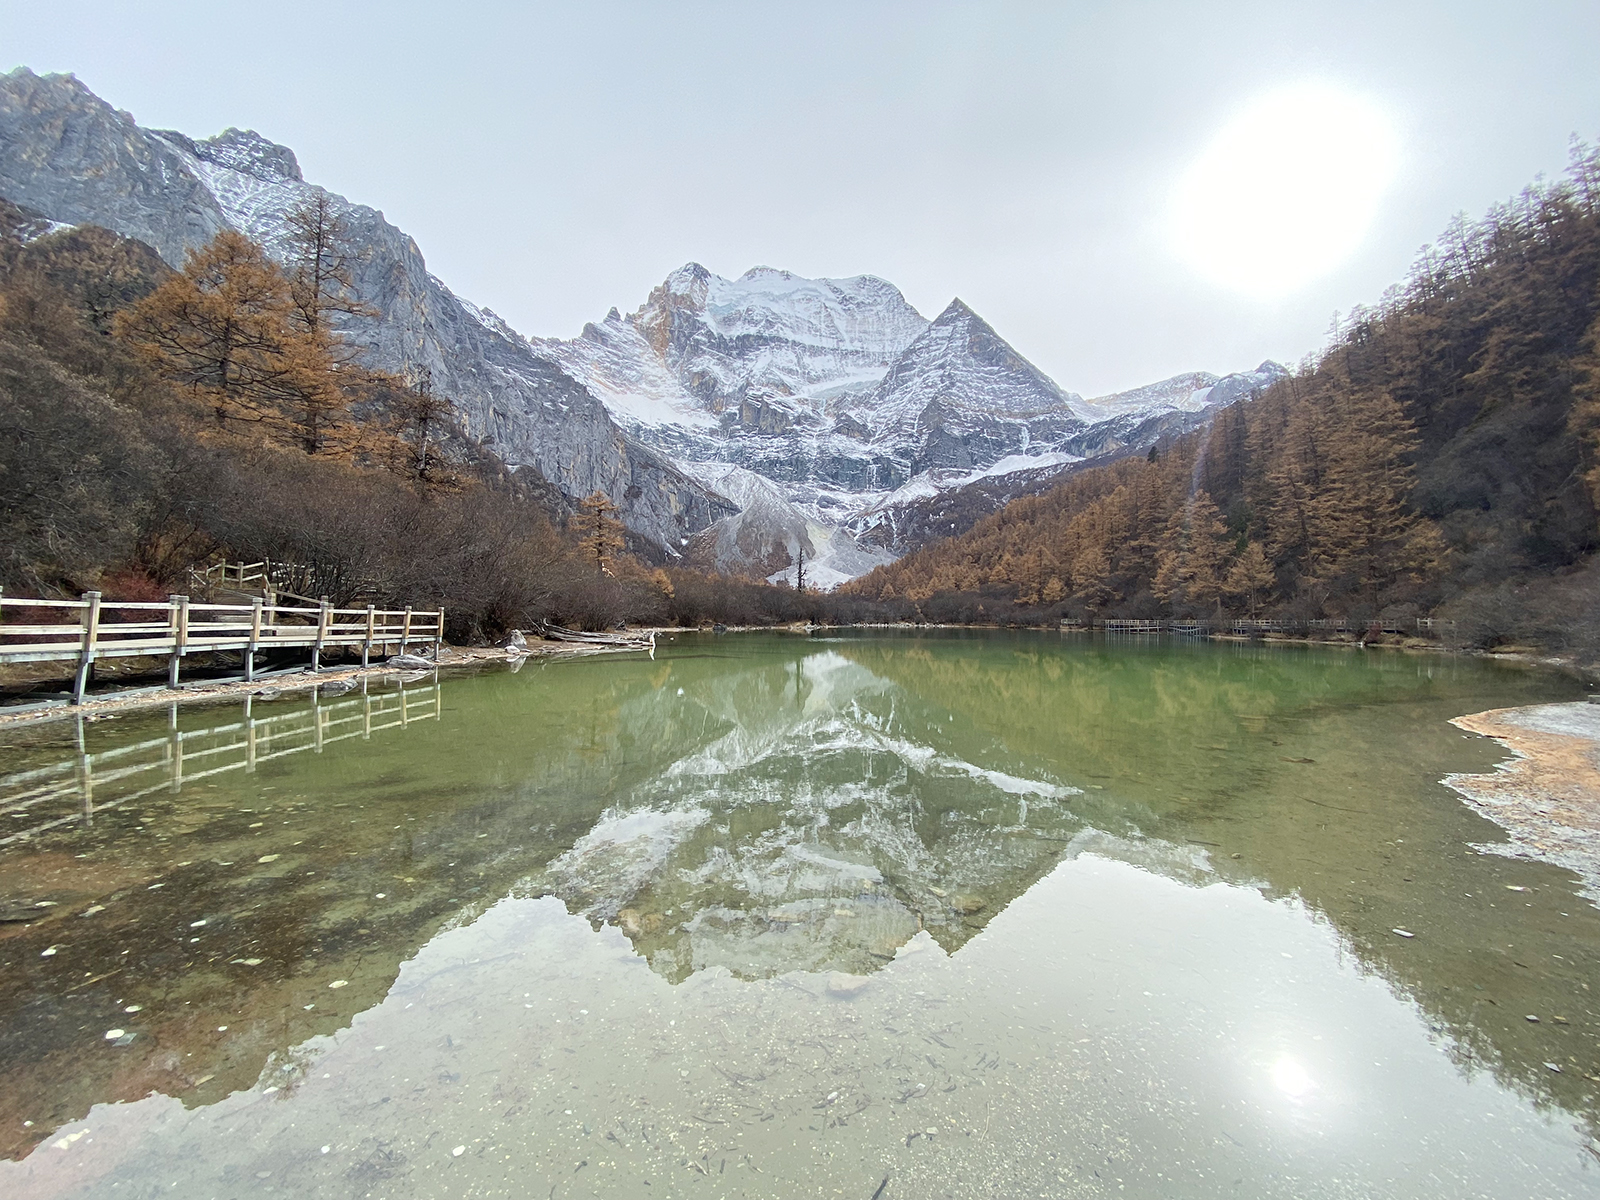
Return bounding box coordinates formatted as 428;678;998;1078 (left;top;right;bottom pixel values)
0;68;1287;584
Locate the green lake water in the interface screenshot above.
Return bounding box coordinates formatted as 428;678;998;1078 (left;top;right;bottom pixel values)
0;630;1597;1198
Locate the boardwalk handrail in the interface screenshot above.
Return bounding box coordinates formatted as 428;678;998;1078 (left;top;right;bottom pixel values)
0;590;445;704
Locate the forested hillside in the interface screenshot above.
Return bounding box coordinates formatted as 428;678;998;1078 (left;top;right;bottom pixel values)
844;143;1600;653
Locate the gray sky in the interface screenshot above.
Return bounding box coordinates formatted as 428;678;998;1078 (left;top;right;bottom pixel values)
4;1;1599;395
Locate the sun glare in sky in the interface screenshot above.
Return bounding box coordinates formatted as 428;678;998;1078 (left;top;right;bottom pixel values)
1171;84;1400;297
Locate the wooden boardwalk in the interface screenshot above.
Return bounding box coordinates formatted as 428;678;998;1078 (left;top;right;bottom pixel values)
0;591;444;703
0;679;440;847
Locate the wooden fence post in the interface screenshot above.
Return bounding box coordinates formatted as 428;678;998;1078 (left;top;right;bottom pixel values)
435;608;445;660
312;596;329;671
246;597;263;682
168;595;189;688
401;606;414;656
362;604;376;668
71;591;102;705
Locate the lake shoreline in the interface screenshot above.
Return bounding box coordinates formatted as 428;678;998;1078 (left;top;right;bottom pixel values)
1446;701;1600;903
0;640;652;732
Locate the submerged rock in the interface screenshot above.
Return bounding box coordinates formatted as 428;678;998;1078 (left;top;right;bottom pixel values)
827;972;870;998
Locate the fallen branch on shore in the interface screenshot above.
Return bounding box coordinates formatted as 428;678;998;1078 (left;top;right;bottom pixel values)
536;623;656;649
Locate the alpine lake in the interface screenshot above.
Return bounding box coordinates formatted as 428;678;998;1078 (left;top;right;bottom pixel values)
1;630;1598;1199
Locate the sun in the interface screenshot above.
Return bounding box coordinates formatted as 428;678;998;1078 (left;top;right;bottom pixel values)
1171;83;1400;296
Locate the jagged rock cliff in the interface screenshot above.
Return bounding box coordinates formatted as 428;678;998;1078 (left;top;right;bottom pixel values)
0;68;732;555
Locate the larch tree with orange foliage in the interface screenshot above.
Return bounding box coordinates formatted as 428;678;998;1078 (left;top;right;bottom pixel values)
114;230;295;429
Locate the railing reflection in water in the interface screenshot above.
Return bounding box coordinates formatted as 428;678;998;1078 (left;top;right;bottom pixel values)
0;678;441;846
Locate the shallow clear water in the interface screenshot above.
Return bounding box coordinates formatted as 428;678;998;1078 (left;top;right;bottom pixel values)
1;631;1597;1198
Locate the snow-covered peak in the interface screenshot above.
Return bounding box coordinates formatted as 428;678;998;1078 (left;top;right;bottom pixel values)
1083;371;1221;419
545;263;932;447
191;128;302;183
661;261;714;308
856;295;1087;427
1080;361;1288;421
673;265;927;355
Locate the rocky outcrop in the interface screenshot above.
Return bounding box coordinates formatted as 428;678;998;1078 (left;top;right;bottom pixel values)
0;68;732;556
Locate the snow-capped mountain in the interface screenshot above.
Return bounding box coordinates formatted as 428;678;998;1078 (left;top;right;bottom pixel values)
841;298;1091;476
0;67;1287;584
540;265;1287;567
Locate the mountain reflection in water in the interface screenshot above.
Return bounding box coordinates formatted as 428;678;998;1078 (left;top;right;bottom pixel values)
0;632;1596;1197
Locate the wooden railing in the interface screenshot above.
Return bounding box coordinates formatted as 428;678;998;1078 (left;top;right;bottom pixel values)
0;591;445;704
187;559;377;604
190;559;277;592
0;679;440;846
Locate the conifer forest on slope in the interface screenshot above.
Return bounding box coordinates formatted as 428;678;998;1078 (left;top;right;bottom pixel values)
843;143;1600;655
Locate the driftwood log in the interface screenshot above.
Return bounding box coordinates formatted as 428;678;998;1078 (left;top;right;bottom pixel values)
535;622;655;649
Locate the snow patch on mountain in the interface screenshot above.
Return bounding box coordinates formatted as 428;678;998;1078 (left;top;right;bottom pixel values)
861;451;1084;513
